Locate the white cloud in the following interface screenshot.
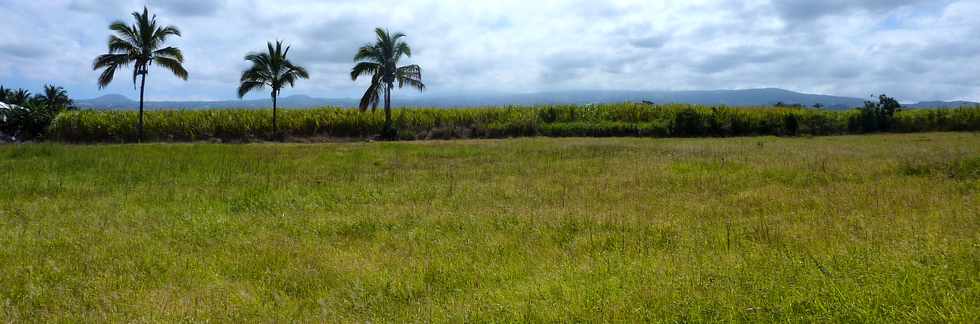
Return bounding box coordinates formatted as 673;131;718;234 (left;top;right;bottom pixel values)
0;0;977;102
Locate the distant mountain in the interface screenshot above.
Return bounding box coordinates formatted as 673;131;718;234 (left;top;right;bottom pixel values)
904;101;980;109
76;94;353;110
74;88;978;110
444;88;867;109
81;94;132;106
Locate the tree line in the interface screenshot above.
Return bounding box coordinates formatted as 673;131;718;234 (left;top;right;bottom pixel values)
92;7;423;142
0;84;74;140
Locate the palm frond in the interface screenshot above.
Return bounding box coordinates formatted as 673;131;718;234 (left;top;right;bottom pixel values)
153;25;181;43
245;52;271;66
153;47;184;62
132;7;148;25
351;62;380;81
353;45;381;62
240;66;272;83
108;35;138;54
97;65;119;89
359;80;381;112
396;64;422;78
237;81;265;98
398;77;425;92
154;56;188;80
394;42;412;61
93;53;133;70
133;7;152;47
374;28;389;45
109;22;140;47
93;54;133;89
284;63;310;79
397;64;425;91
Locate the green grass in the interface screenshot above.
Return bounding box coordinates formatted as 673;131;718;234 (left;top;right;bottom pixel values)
1;133;979;322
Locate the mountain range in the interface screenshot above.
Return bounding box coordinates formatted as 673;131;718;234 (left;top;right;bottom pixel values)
73;88;979;110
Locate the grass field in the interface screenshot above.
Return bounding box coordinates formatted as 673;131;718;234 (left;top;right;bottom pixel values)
1;133;979;322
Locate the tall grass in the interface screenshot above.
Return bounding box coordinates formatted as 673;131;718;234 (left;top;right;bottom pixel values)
48;104;980;142
1;134;978;321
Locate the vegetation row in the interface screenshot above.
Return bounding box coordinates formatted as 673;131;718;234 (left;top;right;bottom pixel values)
48;103;980;142
5;7;978;143
2;7;422;142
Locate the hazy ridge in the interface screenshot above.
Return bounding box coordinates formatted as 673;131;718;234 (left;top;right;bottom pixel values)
74;88;979;110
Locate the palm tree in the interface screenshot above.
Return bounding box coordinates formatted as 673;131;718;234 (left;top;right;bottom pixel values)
351;28;425;138
10;89;32;106
92;7;188;142
237;41;309;137
0;86;11;103
37;85;73;111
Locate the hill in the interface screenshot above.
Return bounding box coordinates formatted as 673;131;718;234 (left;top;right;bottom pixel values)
74;88;979;110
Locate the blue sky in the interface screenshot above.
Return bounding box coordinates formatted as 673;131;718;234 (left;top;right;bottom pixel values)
1;0;978;102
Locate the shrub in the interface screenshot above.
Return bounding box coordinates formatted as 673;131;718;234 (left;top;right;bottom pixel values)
854;94;902;133
1;102;63;140
672;107;705;137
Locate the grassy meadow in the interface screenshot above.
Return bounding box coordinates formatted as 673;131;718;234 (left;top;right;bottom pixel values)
1;133;979;322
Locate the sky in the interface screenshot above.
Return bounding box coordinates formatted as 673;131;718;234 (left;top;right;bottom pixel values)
0;0;978;102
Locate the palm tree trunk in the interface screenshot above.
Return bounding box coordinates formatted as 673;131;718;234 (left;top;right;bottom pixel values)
384;83;393;138
138;73;146;143
272;89;278;138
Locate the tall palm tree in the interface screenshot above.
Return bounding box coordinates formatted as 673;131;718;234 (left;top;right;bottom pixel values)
37;84;73;111
351;28;425;138
92;7;188;142
237;41;309;136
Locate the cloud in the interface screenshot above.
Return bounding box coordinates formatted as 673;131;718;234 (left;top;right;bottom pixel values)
155;0;225;17
630;35;669;49
770;0;930;21
694;47;792;74
0;43;51;59
292;17;371;65
0;0;977;102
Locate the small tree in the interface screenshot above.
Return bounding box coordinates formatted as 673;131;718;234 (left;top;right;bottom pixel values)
857;94;901;132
